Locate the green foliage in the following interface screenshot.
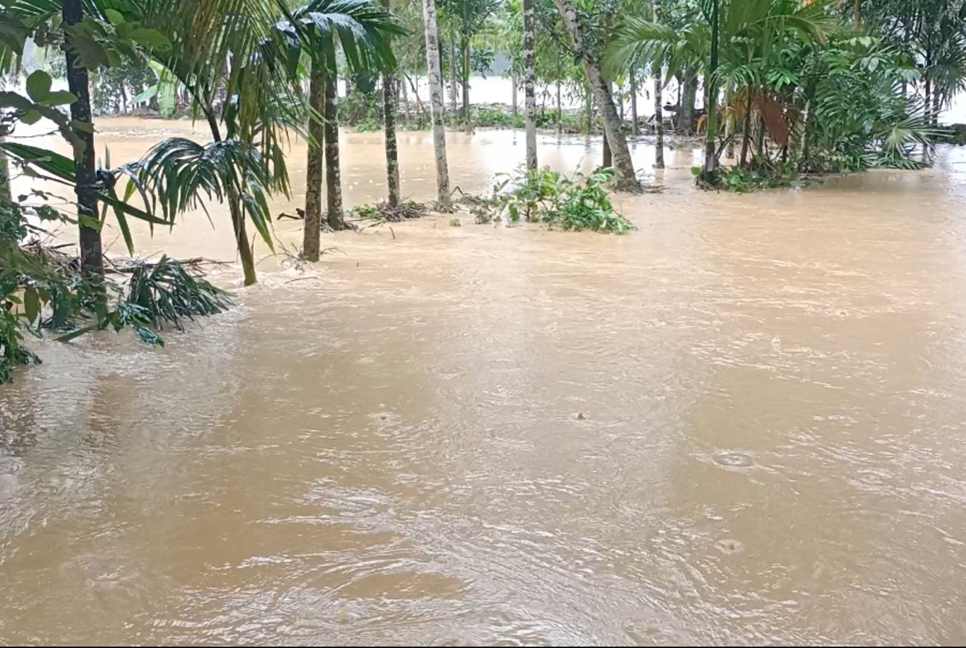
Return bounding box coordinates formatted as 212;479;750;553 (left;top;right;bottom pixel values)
478;166;634;234
692;163;799;193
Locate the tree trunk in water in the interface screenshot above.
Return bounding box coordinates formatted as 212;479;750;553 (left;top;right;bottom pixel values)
654;70;664;169
63;0;105;288
702;0;720;178
303;63;325;262
449;29;458;114
423;0;451;207
382;0;401;207
511;75;518;117
554;0;639;191
630;72;639;136
585;87;593;134
523;0;538;170
932;88;941;127
203;103;256;284
324;73;346;230
603;132;612;167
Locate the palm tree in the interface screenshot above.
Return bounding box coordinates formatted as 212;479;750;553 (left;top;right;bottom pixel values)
553;0;641;191
652;1;665;169
423;0;451;207
283;1;400;259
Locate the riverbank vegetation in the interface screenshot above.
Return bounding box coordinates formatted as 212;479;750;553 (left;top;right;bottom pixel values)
1;0;965;382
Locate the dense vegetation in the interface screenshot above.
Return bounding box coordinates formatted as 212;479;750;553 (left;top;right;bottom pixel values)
0;0;963;382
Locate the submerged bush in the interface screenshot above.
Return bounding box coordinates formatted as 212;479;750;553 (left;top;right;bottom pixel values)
474;167;634;234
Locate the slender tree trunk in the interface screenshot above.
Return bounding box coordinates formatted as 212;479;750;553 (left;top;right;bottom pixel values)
423;0;451;207
324;71;346;230
740;88;753;167
703;0;720;178
755;113;765;161
619;86;625;122
654;73;664;169
932;88;941;127
63;0;104;287
652;2;664;170
603;132;612;167
585;86;593;133
556;80;562;135
401;76;411;119
382;1;401;208
511;74;518;116
554;0;640;191
523;0;538;170
681;70;697;135
630;71;639;136
450;29;458;114
853;0;860;26
461;30;471;127
303;62;325;262
0;136;10;203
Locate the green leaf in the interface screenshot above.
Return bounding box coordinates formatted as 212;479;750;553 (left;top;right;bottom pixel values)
70;119;94;133
25;70;52;102
19;109;41;125
104;8;125;25
106;185;135;255
133;86;158;103
55;324;97;343
128;28;172;52
42;91;78;107
98;191;172;226
23;287;39;324
67;34;111;70
0;142;76;182
0;90;32;110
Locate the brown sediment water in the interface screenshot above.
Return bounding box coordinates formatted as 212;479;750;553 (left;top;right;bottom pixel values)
2;118;966;644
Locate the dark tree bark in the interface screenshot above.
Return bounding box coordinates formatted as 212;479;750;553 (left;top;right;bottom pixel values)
523;0;538;170
63;0;104;286
630;71;639;136
304;63;325;261
381;0;401;208
323;71;346;230
603;132;612;167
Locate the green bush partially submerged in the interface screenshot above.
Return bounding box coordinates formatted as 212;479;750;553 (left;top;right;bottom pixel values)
471;167;634;234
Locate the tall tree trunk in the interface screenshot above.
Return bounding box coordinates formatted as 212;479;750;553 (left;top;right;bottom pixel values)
203;104;256;285
382;0;401;208
303;62;325;262
461;30;471;127
511;74;518;117
932;88;941;127
324;71;346;230
423;0;451;207
853;0;860;26
401;75;410;119
0;136;10;203
585;85;593;134
739;88;753;167
603;132;612;167
523;0;538;170
703;0;720;178
653;2;664;170
630;71;639;136
63;0;104;287
450;29;458;114
681;70;697;135
554;0;640;191
556;80;562;135
755;112;765;161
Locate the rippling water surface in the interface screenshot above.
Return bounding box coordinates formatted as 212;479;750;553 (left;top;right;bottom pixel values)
2;120;966;644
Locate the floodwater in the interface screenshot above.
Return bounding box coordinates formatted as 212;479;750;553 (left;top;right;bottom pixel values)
3;118;966;645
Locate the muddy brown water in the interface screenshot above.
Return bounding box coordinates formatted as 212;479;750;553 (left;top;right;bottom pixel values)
3;118;966;644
